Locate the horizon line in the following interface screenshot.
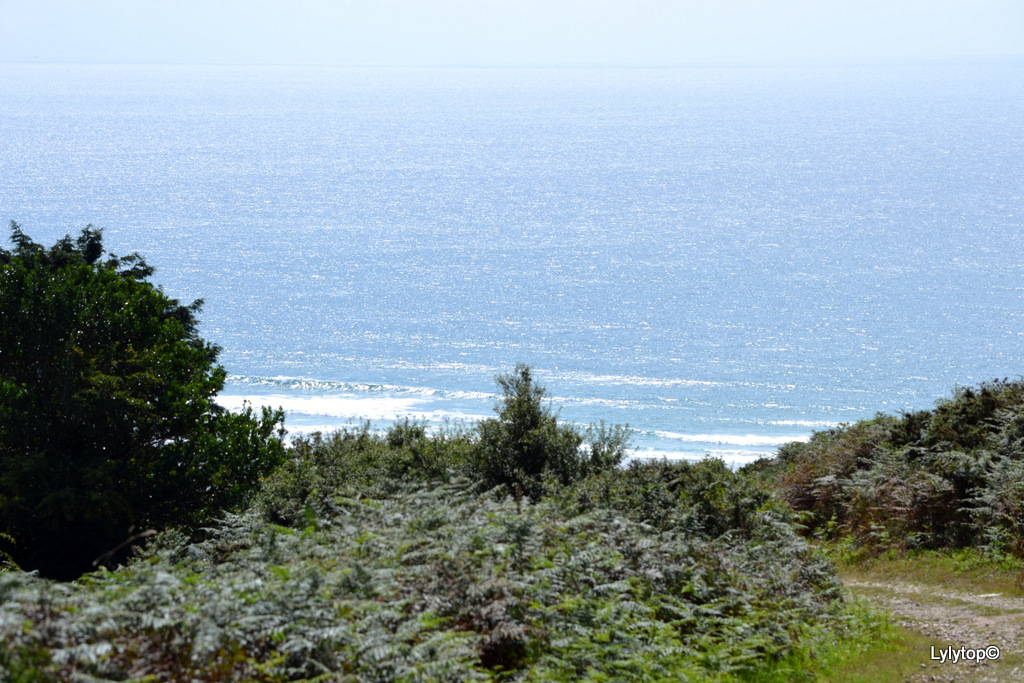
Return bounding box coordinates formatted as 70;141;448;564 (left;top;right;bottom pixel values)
4;54;1024;70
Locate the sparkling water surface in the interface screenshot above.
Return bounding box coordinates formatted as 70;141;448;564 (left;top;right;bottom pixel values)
2;62;1023;463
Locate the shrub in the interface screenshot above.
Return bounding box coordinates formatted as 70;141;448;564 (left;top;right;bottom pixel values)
258;419;477;527
922;379;1024;451
775;416;895;536
761;379;1024;555
472;364;629;498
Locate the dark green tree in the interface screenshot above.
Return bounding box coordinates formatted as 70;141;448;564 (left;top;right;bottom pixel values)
0;222;285;578
474;363;629;498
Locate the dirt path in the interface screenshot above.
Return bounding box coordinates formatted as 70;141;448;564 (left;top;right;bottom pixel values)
845;578;1024;682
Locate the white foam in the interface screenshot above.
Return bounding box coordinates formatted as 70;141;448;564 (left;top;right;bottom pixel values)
216;393;489;423
225;375;493;400
653;431;810;447
767;419;839;427
560;372;722;388
555;395;644;409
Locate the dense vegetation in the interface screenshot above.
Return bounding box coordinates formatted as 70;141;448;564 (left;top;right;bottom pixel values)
0;225;887;680
0;224;285;579
755;378;1024;556
0;431;873;682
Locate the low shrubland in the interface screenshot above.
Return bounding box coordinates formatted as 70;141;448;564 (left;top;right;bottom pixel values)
0;364;884;681
755;378;1024;557
0;459;877;682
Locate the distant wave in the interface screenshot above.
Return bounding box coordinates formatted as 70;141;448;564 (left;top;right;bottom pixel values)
554;395;646;410
225;375;493;401
551;370;801;392
227;375;417;393
652;431;809;447
559;372;723;388
216;393;489;423
767;419;838;428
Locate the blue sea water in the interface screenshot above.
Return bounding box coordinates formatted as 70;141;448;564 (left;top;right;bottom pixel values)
2;61;1023;464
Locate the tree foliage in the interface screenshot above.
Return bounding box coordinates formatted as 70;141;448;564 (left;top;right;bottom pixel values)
473;363;629;498
0;223;285;579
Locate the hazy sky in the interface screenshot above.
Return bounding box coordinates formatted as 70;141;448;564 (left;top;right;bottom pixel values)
1;0;1022;67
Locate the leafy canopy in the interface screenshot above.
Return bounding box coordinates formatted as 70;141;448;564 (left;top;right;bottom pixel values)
0;222;284;579
473;363;629;498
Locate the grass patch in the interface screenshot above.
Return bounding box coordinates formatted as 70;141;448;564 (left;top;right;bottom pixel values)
747;599;899;683
818;622;954;683
830;546;1024;597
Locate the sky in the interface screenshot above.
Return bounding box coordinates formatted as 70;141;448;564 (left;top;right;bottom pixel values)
1;0;1022;67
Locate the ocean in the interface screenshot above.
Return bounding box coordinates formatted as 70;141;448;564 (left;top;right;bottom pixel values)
2;61;1023;464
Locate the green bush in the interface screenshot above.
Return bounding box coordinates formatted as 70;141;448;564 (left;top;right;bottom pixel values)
0;223;285;578
555;457;784;542
259;419;476;527
775;416;897;538
759;379;1024;554
923;380;1024;450
472;364;629;498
